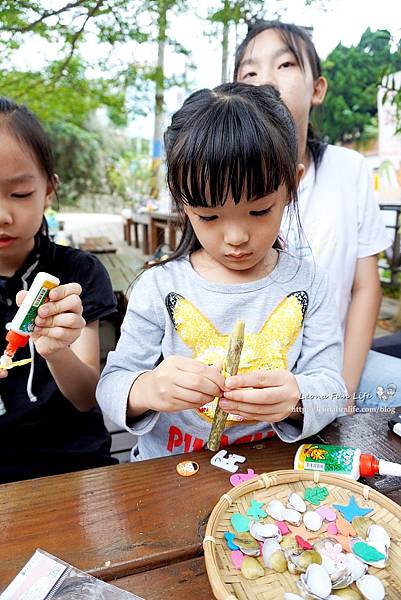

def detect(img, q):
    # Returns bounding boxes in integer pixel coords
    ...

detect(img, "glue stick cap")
[5,330,29,352]
[359,453,380,477]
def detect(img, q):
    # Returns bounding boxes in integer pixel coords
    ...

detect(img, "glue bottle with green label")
[294,443,401,480]
[1,271,60,366]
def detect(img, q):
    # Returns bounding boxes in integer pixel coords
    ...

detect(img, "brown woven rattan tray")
[204,469,401,599]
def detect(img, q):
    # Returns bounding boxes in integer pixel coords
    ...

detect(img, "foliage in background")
[320,28,401,145]
[0,0,190,203]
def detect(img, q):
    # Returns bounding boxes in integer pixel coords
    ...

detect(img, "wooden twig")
[207,319,245,451]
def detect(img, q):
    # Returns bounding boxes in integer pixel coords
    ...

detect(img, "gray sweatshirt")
[97,252,347,460]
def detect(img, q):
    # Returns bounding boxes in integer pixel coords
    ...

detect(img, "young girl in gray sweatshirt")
[97,83,347,461]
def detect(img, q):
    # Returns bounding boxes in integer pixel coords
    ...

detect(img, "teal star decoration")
[333,495,373,522]
[246,499,267,520]
[224,532,239,551]
[304,485,329,506]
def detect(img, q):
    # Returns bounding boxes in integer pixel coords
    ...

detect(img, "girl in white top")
[234,20,399,410]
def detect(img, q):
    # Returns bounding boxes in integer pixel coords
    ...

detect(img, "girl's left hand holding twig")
[16,283,86,360]
[219,369,302,423]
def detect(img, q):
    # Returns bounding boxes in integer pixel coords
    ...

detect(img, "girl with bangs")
[97,82,347,461]
[234,21,400,410]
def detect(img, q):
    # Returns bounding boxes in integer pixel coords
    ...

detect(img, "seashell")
[288,492,307,513]
[298,563,332,599]
[331,590,363,599]
[343,553,368,582]
[283,508,303,525]
[352,516,375,539]
[330,566,354,590]
[233,532,259,550]
[281,536,299,551]
[266,499,285,521]
[285,547,322,575]
[268,549,287,573]
[240,556,264,580]
[356,574,385,600]
[298,550,323,570]
[240,547,260,556]
[262,538,281,568]
[249,521,281,542]
[366,524,390,554]
[349,537,387,568]
[304,510,324,531]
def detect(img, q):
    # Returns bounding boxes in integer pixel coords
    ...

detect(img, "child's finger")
[48,282,82,302]
[173,356,225,390]
[35,313,86,330]
[16,290,27,307]
[225,369,287,390]
[223,386,287,405]
[37,294,83,318]
[174,369,222,400]
[32,325,81,344]
[0,368,8,379]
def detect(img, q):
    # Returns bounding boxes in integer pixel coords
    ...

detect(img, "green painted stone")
[304,485,329,506]
[231,513,251,533]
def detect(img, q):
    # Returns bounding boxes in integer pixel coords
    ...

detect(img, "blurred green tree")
[320,28,401,144]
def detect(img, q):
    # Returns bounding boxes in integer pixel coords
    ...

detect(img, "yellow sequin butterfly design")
[165,291,308,425]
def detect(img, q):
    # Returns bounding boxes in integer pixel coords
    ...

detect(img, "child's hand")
[136,356,225,413]
[16,283,86,360]
[219,369,301,423]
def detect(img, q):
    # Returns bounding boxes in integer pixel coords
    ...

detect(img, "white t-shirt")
[282,144,392,328]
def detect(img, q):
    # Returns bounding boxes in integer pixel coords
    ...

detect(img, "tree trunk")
[220,0,230,83]
[150,0,167,199]
[221,20,229,83]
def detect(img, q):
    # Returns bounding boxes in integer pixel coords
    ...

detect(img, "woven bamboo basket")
[203,469,401,600]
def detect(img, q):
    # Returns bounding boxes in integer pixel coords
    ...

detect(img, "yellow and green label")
[295,444,356,475]
[19,280,56,333]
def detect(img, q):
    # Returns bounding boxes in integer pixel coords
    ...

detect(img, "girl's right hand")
[130,356,225,415]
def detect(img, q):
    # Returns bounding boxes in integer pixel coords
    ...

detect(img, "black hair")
[0,97,57,235]
[161,82,299,263]
[234,20,327,170]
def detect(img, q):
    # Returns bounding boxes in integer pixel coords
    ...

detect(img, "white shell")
[249,521,282,542]
[343,552,368,582]
[239,546,260,556]
[367,524,391,553]
[303,510,323,532]
[265,499,285,521]
[287,492,307,513]
[298,563,332,599]
[262,538,281,568]
[283,508,302,525]
[349,537,387,568]
[356,574,385,600]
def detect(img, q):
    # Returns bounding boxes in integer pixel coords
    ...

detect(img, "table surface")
[2,408,401,597]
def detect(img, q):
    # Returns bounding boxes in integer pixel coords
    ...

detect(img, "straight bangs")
[166,84,298,209]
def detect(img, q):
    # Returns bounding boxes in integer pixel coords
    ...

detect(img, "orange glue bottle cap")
[359,453,380,477]
[360,452,401,477]
[5,330,30,354]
